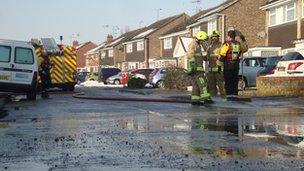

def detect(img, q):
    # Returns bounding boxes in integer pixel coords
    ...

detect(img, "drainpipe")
[297,0,302,40]
[217,14,226,43]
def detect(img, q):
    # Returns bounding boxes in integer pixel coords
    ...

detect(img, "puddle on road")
[0,122,9,128]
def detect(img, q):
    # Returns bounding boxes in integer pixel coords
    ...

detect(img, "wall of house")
[220,0,267,48]
[161,36,179,57]
[113,45,125,68]
[268,21,297,49]
[100,50,115,66]
[77,43,97,68]
[147,15,189,60]
[125,42,145,62]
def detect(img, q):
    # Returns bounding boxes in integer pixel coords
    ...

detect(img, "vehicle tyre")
[26,91,37,101]
[114,79,120,85]
[90,79,95,81]
[238,77,247,91]
[156,80,164,89]
[68,85,75,91]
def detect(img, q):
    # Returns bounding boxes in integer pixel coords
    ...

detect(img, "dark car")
[257,56,282,76]
[100,68,121,84]
[280,52,304,61]
[76,71,89,83]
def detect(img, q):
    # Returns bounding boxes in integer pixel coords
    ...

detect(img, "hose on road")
[72,93,192,104]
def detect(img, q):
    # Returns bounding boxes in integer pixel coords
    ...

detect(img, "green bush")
[127,77,147,89]
[163,67,191,90]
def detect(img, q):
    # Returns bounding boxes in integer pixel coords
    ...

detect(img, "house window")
[137,41,144,51]
[164,38,172,50]
[192,26,201,36]
[285,3,296,22]
[108,49,113,57]
[207,19,217,35]
[126,43,133,53]
[269,9,276,26]
[101,51,106,58]
[269,2,296,27]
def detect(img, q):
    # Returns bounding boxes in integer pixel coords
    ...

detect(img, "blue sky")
[0,0,223,44]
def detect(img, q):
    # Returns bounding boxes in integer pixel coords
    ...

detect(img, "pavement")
[0,86,303,170]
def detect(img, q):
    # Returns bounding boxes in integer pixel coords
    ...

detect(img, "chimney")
[73,40,79,47]
[107,35,113,44]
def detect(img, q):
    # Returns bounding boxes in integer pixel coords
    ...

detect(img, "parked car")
[0,39,38,100]
[149,68,166,88]
[121,69,154,85]
[257,56,282,76]
[76,71,89,83]
[274,52,304,76]
[86,68,121,84]
[238,57,266,90]
[106,72,122,85]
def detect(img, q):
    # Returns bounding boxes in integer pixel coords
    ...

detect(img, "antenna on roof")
[192,0,201,13]
[155,8,162,21]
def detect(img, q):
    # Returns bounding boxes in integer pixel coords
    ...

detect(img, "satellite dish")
[257,31,267,39]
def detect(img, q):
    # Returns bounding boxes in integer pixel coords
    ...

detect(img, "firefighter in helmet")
[39,52,52,99]
[187,31,213,105]
[206,31,226,97]
[219,29,248,101]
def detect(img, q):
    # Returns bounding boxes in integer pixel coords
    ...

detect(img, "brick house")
[122,13,189,70]
[84,43,106,73]
[157,11,210,68]
[260,0,304,55]
[188,0,267,49]
[74,41,97,71]
[98,29,145,69]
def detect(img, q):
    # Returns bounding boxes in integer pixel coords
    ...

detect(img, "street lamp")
[155,8,162,21]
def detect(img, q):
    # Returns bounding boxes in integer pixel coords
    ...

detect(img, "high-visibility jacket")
[220,40,248,61]
[207,41,222,72]
[187,39,207,73]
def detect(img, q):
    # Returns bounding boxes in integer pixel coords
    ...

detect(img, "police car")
[0,39,38,100]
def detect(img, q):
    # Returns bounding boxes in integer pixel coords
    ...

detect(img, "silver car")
[106,72,122,85]
[149,68,166,88]
[238,57,266,90]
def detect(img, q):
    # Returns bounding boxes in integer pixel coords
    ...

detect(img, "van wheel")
[26,91,37,101]
[68,85,75,91]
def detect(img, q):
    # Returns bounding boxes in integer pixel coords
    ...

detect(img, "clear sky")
[0,0,223,45]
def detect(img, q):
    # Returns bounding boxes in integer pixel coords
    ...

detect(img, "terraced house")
[261,0,304,54]
[98,28,145,69]
[122,13,189,70]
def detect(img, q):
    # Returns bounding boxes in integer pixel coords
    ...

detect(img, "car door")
[0,44,13,84]
[11,46,37,85]
[241,58,262,87]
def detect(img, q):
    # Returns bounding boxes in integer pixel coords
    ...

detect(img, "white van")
[0,39,38,100]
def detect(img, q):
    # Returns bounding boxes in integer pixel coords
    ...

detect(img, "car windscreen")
[281,52,304,61]
[0,46,11,62]
[15,47,34,64]
[265,57,281,67]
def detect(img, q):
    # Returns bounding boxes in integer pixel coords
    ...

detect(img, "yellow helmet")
[195,31,208,41]
[210,30,220,38]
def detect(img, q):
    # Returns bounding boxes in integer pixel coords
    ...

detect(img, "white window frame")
[108,49,113,57]
[207,19,217,35]
[269,8,277,26]
[192,26,201,36]
[285,2,296,22]
[163,37,172,50]
[101,51,106,59]
[137,41,144,51]
[126,43,133,53]
[269,2,297,27]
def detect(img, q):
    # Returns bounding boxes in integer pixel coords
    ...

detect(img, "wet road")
[0,93,304,171]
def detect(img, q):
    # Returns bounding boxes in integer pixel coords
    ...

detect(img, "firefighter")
[39,54,52,99]
[219,29,248,101]
[187,31,213,105]
[206,31,225,97]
